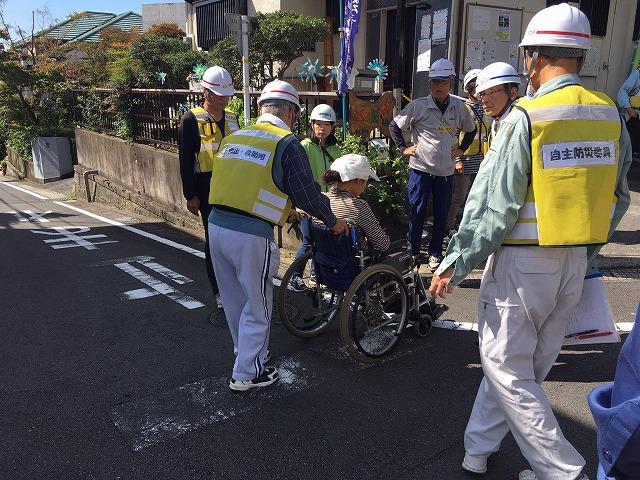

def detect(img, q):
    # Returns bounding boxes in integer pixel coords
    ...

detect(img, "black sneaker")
[229,366,279,392]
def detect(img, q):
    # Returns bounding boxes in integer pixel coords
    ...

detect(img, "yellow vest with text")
[210,123,293,227]
[503,85,620,246]
[461,102,491,156]
[190,107,240,173]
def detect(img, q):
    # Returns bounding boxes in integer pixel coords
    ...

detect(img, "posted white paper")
[416,39,432,72]
[472,8,490,31]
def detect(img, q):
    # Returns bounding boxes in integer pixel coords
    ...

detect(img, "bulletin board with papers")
[411,0,454,99]
[462,4,524,77]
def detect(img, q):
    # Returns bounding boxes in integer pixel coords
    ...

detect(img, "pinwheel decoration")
[324,65,338,86]
[299,58,321,83]
[156,71,167,85]
[367,58,388,81]
[192,63,207,81]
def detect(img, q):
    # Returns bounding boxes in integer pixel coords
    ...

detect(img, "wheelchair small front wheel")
[339,264,409,363]
[410,312,433,337]
[277,252,340,338]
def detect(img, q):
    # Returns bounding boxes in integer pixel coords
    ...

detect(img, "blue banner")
[338,0,362,94]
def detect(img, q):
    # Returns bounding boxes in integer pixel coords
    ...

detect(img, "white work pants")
[464,245,587,480]
[209,224,280,381]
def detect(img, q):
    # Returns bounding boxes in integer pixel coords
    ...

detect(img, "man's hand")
[287,210,301,223]
[451,146,464,159]
[403,145,417,156]
[331,218,349,236]
[626,107,638,119]
[455,160,464,174]
[429,266,454,299]
[186,196,200,215]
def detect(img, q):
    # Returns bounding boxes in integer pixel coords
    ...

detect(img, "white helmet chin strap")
[523,48,539,98]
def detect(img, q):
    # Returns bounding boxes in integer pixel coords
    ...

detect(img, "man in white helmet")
[474,62,521,143]
[208,79,348,392]
[178,66,239,309]
[430,4,632,479]
[389,58,476,272]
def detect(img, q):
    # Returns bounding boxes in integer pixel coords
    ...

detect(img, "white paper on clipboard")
[563,274,620,345]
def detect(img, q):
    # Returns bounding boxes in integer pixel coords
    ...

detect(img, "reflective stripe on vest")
[190,107,239,173]
[210,123,293,226]
[461,103,491,156]
[503,85,620,246]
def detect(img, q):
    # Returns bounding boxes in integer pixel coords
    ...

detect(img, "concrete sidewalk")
[4,160,640,278]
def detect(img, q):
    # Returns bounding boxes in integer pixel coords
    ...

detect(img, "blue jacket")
[589,302,640,479]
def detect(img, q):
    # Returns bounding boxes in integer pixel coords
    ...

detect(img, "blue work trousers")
[407,168,453,256]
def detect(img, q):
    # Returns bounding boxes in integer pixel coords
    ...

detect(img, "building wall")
[142,3,189,32]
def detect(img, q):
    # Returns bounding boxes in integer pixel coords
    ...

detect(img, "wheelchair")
[277,218,447,363]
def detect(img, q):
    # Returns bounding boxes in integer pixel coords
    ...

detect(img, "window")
[546,0,610,37]
[196,0,236,50]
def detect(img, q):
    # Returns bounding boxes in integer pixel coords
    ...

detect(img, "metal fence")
[72,88,347,150]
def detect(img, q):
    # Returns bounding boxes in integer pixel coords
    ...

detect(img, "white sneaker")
[287,274,309,292]
[229,366,279,392]
[428,255,442,272]
[518,470,589,480]
[215,294,223,309]
[462,453,488,474]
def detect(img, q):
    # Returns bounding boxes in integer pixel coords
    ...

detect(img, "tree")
[250,11,328,82]
[147,23,185,38]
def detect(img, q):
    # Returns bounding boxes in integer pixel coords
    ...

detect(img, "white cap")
[475,62,521,94]
[520,3,590,51]
[330,154,380,182]
[201,66,234,97]
[463,69,482,92]
[429,58,456,79]
[310,104,336,122]
[258,79,300,109]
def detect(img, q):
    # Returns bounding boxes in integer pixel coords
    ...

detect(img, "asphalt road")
[1,179,638,480]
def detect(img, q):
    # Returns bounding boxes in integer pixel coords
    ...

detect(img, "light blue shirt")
[617,69,640,118]
[439,73,633,285]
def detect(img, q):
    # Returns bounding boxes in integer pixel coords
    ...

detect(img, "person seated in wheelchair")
[288,154,411,292]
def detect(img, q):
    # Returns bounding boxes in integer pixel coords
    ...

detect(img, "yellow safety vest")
[461,102,491,156]
[190,107,240,173]
[210,123,293,227]
[503,84,620,246]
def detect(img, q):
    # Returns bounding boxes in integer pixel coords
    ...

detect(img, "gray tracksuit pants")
[209,224,280,381]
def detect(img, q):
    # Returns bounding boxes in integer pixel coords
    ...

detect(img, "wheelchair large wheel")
[339,264,409,363]
[277,251,341,338]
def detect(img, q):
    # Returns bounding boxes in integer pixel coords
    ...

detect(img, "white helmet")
[310,104,336,123]
[463,69,482,92]
[475,62,521,94]
[520,3,590,51]
[429,58,456,79]
[201,66,234,97]
[258,79,300,109]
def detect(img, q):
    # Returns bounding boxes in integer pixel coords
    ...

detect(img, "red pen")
[577,332,613,340]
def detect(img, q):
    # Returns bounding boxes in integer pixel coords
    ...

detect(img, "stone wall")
[5,147,34,180]
[73,127,299,248]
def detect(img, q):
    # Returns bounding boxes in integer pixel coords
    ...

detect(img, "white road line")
[433,319,633,333]
[138,258,192,285]
[53,202,206,259]
[115,262,205,310]
[24,210,51,222]
[0,181,49,199]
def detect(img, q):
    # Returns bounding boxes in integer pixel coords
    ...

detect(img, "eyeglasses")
[477,88,506,100]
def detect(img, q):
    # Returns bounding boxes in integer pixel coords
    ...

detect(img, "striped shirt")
[323,187,390,251]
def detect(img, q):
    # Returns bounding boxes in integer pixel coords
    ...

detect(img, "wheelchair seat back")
[378,241,413,275]
[306,218,363,292]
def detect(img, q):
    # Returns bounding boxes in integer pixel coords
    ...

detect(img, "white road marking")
[31,226,118,250]
[23,210,51,222]
[122,288,161,300]
[6,211,28,222]
[137,258,192,285]
[115,262,204,310]
[0,181,49,199]
[53,201,206,259]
